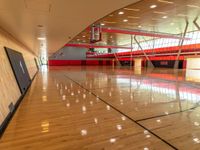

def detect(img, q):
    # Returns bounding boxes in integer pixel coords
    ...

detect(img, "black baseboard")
[0,70,38,138]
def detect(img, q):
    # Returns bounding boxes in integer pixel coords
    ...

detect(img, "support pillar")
[174,20,189,69]
[130,35,133,68]
[134,36,154,68]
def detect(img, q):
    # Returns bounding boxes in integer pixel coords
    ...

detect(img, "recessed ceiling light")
[118,11,124,15]
[153,11,167,15]
[144,147,149,150]
[37,37,46,40]
[101,23,105,26]
[193,138,200,143]
[77,39,80,41]
[82,35,86,38]
[187,5,200,9]
[158,0,174,4]
[150,5,157,9]
[124,8,140,11]
[109,138,116,143]
[123,19,128,22]
[138,25,142,28]
[170,22,174,25]
[162,16,168,19]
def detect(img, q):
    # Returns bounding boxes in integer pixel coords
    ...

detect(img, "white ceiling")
[0,0,140,56]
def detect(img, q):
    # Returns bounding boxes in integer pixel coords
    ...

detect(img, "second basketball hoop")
[90,24,102,43]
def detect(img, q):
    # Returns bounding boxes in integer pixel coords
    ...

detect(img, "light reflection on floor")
[1,66,200,150]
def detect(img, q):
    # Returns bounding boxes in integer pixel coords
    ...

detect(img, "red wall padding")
[86,60,99,65]
[48,60,82,66]
[48,60,114,66]
[183,60,187,69]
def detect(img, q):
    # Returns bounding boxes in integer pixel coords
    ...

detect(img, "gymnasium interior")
[1,0,200,149]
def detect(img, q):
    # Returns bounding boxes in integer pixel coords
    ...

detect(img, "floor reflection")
[1,66,200,150]
[64,66,200,120]
[186,69,200,82]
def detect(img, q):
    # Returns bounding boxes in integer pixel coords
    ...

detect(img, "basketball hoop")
[90,24,102,43]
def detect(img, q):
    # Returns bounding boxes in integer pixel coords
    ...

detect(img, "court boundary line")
[64,74,178,150]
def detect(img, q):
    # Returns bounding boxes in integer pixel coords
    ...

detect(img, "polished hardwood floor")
[0,66,200,150]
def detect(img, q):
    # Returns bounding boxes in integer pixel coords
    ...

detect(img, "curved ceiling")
[0,0,140,56]
[70,0,200,48]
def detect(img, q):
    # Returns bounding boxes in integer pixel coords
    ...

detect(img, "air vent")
[8,102,14,113]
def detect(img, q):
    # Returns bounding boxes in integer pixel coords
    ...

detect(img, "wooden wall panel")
[0,27,37,126]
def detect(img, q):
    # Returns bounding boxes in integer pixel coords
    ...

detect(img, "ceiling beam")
[65,43,131,49]
[101,26,191,40]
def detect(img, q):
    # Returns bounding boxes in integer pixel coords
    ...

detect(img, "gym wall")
[0,27,38,131]
[49,46,87,60]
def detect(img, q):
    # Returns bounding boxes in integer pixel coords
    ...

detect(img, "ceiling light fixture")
[101,23,105,26]
[162,16,168,19]
[153,11,167,15]
[124,8,140,11]
[150,5,157,9]
[186,5,200,9]
[123,19,128,22]
[138,25,142,28]
[158,0,174,4]
[118,11,124,15]
[37,37,46,40]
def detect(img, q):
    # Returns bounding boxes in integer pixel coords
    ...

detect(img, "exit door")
[5,47,31,94]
